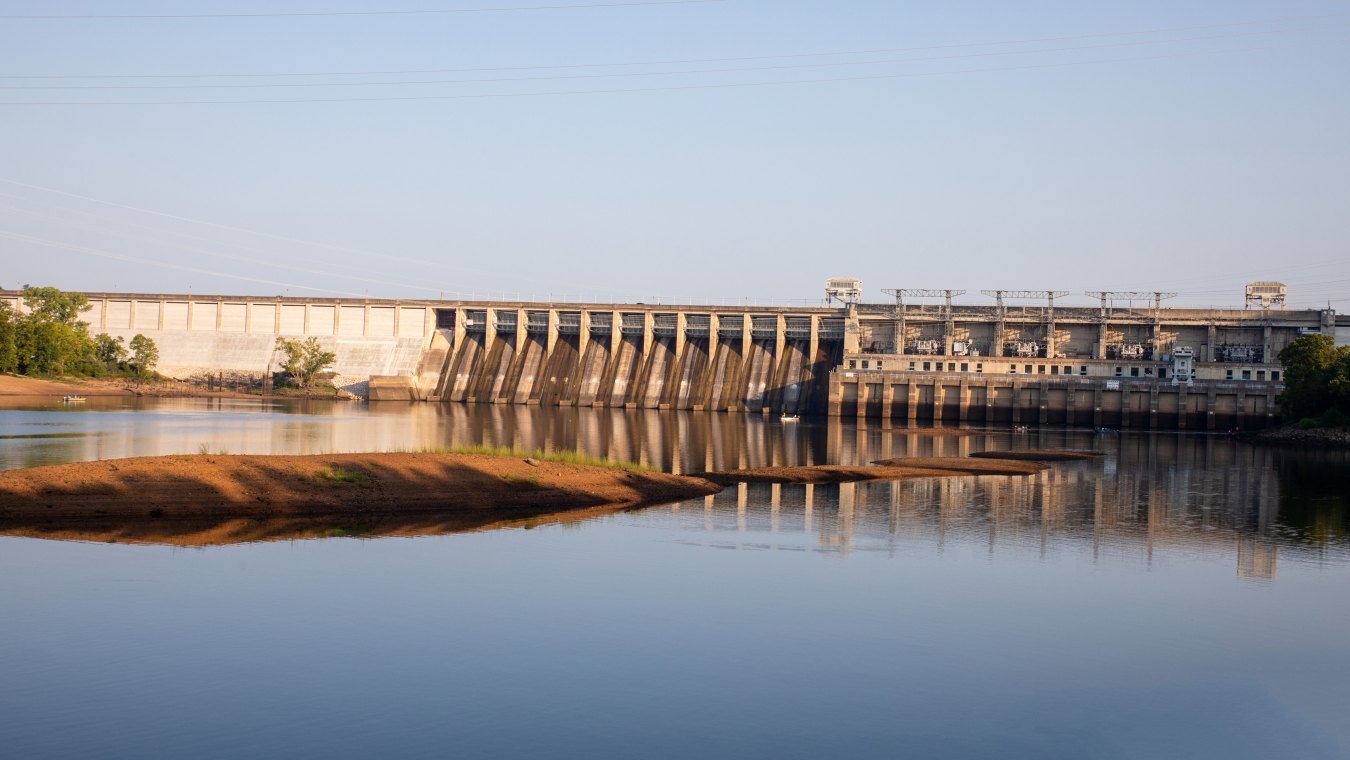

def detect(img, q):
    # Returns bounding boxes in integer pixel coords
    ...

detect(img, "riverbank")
[0,452,721,521]
[1254,424,1350,449]
[0,374,134,397]
[0,374,352,401]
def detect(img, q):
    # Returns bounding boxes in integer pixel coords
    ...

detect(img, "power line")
[2,13,1337,79]
[0,200,447,296]
[0,1,726,21]
[0,43,1306,105]
[0,26,1324,91]
[0,179,605,292]
[0,229,367,297]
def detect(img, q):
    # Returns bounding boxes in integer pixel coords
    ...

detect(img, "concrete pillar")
[675,311,687,360]
[485,306,497,348]
[578,310,590,358]
[907,383,919,423]
[421,306,432,343]
[516,309,527,354]
[808,315,819,366]
[1096,322,1108,359]
[741,315,752,361]
[1045,320,1056,359]
[642,311,653,356]
[1262,325,1273,364]
[1148,387,1160,429]
[882,380,896,421]
[843,305,860,354]
[1207,325,1218,362]
[454,307,467,350]
[1177,388,1188,429]
[1093,388,1103,428]
[827,373,843,416]
[1011,381,1021,424]
[611,310,622,355]
[547,309,559,355]
[775,314,786,360]
[1066,385,1076,427]
[994,318,1006,357]
[1120,384,1132,428]
[708,314,719,366]
[958,378,970,422]
[1039,381,1049,425]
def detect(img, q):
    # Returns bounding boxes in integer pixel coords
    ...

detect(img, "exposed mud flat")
[0,452,721,523]
[702,457,1045,485]
[968,449,1104,461]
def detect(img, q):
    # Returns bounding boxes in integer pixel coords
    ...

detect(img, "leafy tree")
[274,337,336,388]
[94,333,128,366]
[0,286,107,377]
[0,303,18,373]
[129,334,159,378]
[22,285,90,326]
[1278,335,1350,423]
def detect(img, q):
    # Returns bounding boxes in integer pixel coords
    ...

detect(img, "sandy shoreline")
[0,448,1075,546]
[0,452,721,521]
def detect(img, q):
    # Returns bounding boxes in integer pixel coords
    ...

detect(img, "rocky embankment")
[1255,425,1350,448]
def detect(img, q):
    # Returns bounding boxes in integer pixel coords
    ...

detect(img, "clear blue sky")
[1,0,1347,309]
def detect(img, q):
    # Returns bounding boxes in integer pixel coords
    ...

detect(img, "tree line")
[1278,334,1350,427]
[0,286,158,378]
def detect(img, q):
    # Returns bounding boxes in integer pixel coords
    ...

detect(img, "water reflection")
[1,399,1347,570]
[652,461,1328,580]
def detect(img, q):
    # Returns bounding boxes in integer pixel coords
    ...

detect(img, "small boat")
[61,394,86,403]
[781,414,801,422]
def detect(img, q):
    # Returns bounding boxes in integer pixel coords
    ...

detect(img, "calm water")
[2,398,1349,759]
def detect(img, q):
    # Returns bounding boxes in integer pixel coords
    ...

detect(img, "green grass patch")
[314,466,372,486]
[411,445,652,472]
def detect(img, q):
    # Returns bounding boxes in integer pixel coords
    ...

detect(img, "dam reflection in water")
[1,398,1344,574]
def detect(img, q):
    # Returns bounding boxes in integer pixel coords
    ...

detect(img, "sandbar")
[0,452,721,522]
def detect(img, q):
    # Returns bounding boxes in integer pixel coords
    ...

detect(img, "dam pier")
[5,284,1346,431]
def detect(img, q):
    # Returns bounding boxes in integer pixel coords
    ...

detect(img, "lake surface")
[2,398,1349,759]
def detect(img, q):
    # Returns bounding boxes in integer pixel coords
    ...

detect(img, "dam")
[3,285,1346,430]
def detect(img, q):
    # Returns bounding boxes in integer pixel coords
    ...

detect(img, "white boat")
[61,395,86,403]
[781,414,800,422]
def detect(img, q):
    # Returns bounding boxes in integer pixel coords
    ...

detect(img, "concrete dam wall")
[8,288,1346,427]
[425,307,845,413]
[0,292,845,411]
[0,292,438,397]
